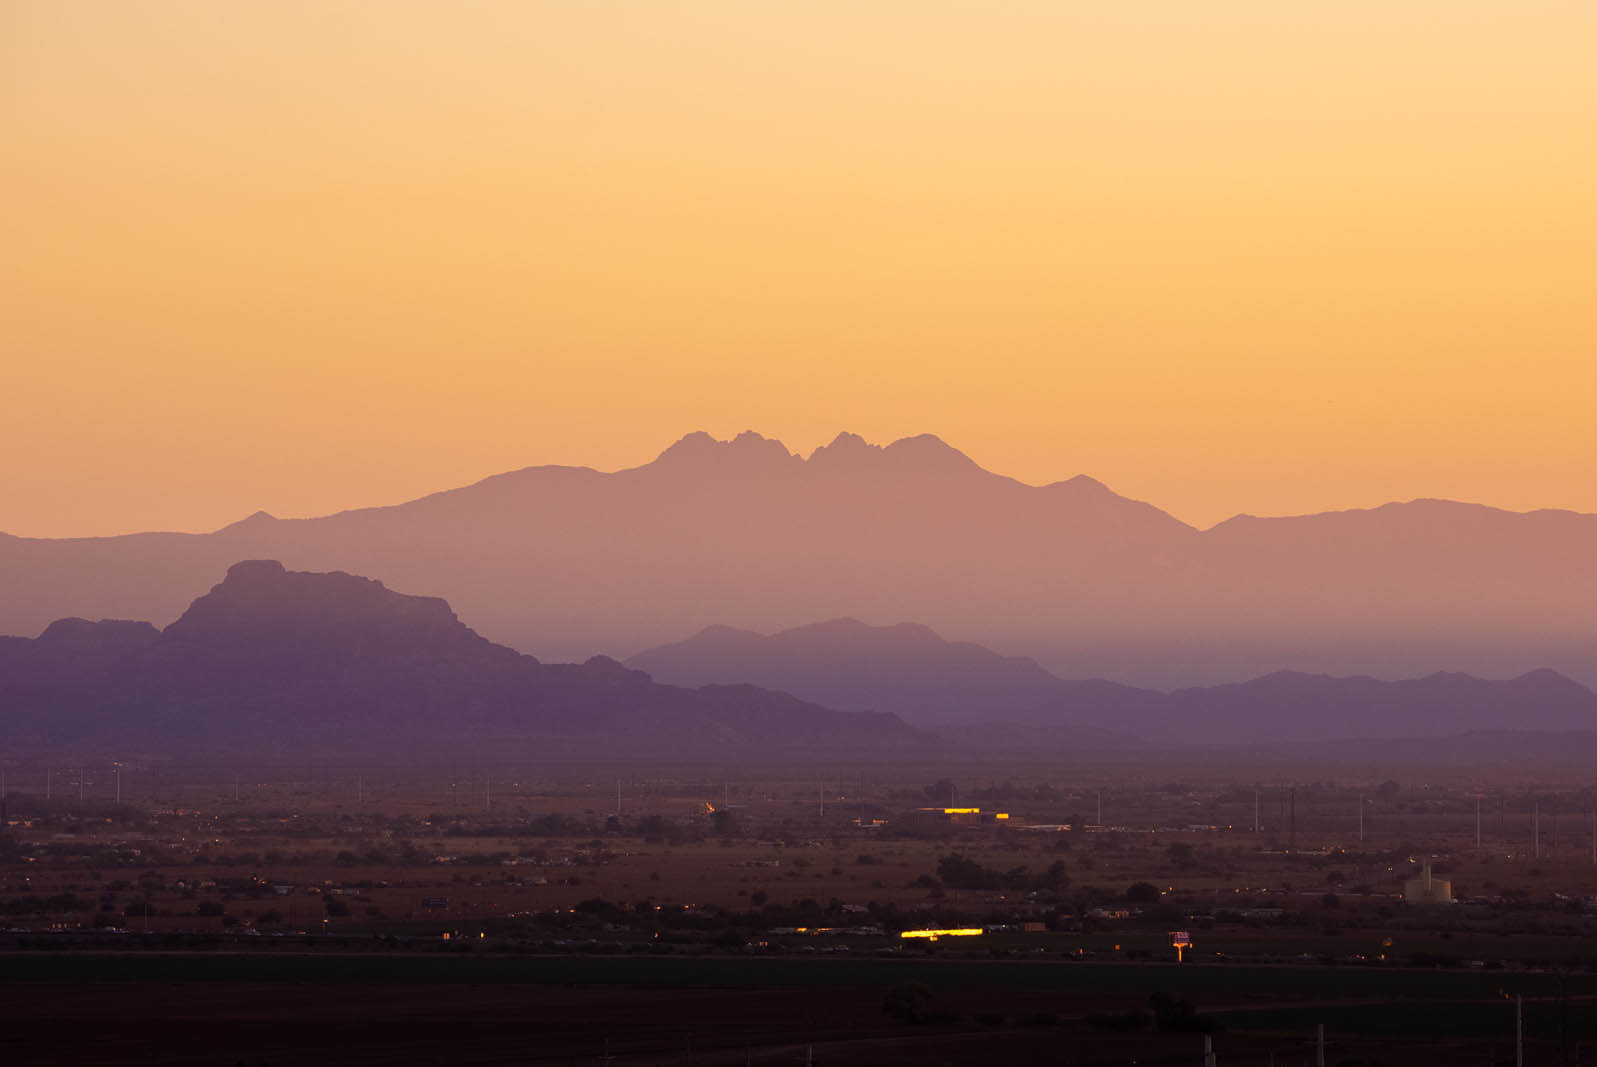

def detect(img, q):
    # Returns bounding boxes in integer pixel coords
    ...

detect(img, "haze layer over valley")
[3,431,1594,689]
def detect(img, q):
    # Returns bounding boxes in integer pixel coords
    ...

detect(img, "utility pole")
[1316,1022,1325,1067]
[1517,993,1524,1067]
[1289,788,1297,852]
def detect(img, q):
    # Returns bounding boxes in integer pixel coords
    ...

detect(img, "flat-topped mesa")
[0,617,162,687]
[35,616,161,651]
[163,559,475,652]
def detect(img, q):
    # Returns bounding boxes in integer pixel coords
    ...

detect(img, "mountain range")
[3,430,1595,689]
[629,618,1597,746]
[0,561,924,760]
[5,566,1596,759]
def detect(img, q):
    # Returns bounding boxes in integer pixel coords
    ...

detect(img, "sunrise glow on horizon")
[5,2,1594,537]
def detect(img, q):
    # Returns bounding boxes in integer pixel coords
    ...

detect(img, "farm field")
[3,953,1595,1065]
[9,757,1597,1062]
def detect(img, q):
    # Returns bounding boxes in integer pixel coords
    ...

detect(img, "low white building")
[1403,861,1453,905]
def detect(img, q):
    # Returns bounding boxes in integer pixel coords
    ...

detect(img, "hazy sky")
[4,2,1594,537]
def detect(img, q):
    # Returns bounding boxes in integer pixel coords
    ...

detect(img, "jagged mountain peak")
[644,429,989,482]
[808,431,980,474]
[653,430,796,467]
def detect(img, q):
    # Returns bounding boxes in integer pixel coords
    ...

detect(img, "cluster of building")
[911,806,1012,828]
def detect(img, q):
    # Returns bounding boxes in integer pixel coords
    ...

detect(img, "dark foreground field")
[6,953,1597,1066]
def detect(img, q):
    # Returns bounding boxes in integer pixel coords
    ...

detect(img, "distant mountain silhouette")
[628,618,1161,735]
[0,562,927,760]
[629,619,1597,745]
[3,430,1596,688]
[1161,667,1597,745]
[0,617,159,690]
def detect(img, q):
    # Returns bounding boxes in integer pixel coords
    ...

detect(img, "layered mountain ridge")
[0,561,927,760]
[3,430,1595,689]
[5,568,1596,758]
[630,619,1597,746]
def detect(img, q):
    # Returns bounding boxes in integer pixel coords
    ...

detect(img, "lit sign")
[1169,930,1192,962]
[900,928,984,940]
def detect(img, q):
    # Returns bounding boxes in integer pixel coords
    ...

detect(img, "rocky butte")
[0,561,926,761]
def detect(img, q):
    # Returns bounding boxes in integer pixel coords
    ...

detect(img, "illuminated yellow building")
[900,928,984,941]
[913,807,1012,828]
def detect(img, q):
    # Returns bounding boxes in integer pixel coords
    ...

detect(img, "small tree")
[1125,882,1161,904]
[936,854,993,890]
[882,983,936,1024]
[1042,860,1070,890]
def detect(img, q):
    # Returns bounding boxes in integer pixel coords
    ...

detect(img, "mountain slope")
[628,618,1163,731]
[0,617,160,693]
[0,561,928,760]
[1163,667,1597,745]
[629,619,1597,745]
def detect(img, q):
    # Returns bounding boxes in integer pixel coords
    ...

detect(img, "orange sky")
[4,2,1594,537]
